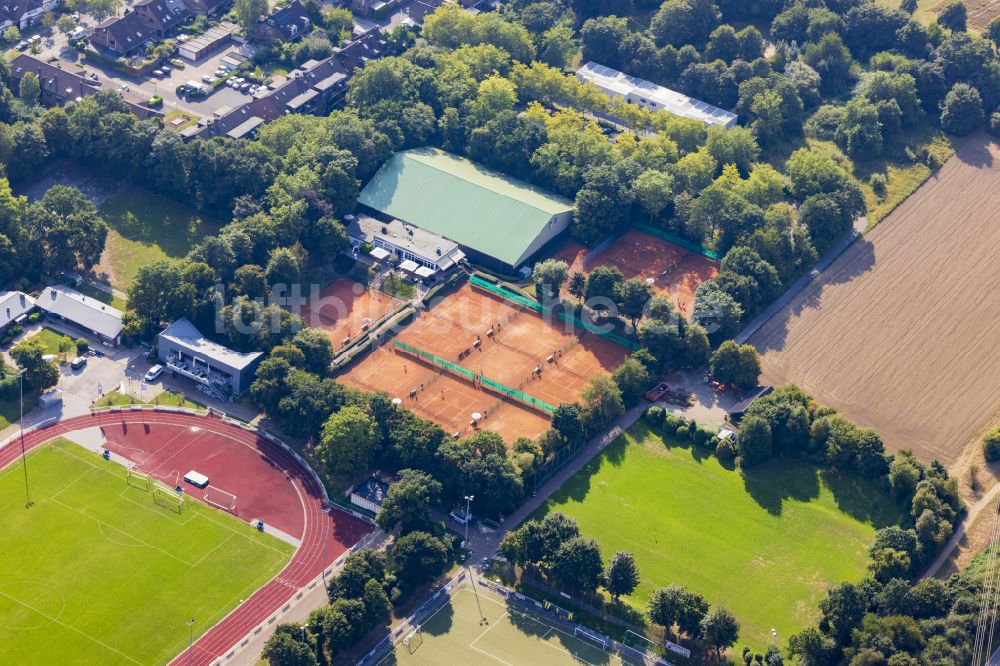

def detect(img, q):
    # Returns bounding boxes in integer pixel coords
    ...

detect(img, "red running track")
[0,410,374,666]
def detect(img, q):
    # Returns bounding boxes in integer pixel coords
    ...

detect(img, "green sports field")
[0,439,293,665]
[534,423,904,650]
[379,584,640,666]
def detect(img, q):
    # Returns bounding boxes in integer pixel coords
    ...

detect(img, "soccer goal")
[401,626,422,654]
[204,486,237,512]
[125,468,151,492]
[574,625,609,651]
[153,486,185,514]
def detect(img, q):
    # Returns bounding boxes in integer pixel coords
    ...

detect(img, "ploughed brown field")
[750,137,1000,467]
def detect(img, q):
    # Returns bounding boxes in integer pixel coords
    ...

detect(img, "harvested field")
[340,282,626,441]
[750,137,1000,467]
[933,0,1000,31]
[296,278,400,349]
[550,228,718,316]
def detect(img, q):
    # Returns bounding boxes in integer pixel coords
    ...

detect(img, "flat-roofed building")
[346,213,465,277]
[37,285,123,346]
[576,61,737,128]
[157,317,263,396]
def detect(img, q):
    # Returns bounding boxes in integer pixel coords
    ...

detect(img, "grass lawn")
[0,390,38,430]
[382,274,417,300]
[94,389,203,409]
[163,110,200,132]
[533,422,903,650]
[379,585,641,665]
[765,125,954,232]
[74,282,127,311]
[98,189,224,290]
[0,438,293,665]
[32,327,78,359]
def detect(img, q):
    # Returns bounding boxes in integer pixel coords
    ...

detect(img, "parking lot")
[29,23,256,121]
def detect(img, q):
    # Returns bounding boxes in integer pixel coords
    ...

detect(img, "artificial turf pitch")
[379,585,640,666]
[0,439,294,665]
[534,422,904,650]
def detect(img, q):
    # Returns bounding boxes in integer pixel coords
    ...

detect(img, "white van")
[144,365,163,382]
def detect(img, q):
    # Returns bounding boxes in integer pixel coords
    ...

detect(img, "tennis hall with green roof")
[357,148,574,274]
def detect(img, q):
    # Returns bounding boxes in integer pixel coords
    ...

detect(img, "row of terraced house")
[180,26,390,140]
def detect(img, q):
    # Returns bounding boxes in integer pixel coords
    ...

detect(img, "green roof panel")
[358,148,573,266]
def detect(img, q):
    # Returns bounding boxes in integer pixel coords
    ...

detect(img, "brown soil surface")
[751,137,1000,467]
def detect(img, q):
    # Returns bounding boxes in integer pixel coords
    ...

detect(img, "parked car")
[239,82,251,91]
[144,365,164,382]
[16,40,28,51]
[201,74,214,83]
[161,64,171,72]
[169,58,185,68]
[70,357,87,370]
[152,69,164,77]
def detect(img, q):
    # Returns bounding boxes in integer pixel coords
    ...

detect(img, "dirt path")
[925,481,1000,578]
[750,135,1000,466]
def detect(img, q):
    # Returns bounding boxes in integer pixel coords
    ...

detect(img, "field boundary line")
[0,590,144,665]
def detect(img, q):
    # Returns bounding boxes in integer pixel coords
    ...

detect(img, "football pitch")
[534,422,904,650]
[0,439,294,665]
[379,584,642,666]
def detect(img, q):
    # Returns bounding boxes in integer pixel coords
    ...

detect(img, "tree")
[290,328,333,375]
[390,530,448,586]
[938,1,967,32]
[262,631,317,666]
[701,606,739,657]
[902,0,918,13]
[235,0,268,34]
[983,426,1000,461]
[616,278,653,328]
[649,0,720,48]
[819,582,868,647]
[318,406,378,476]
[533,258,569,301]
[940,83,983,136]
[693,283,743,341]
[582,374,624,429]
[705,126,760,175]
[551,536,604,592]
[648,585,708,641]
[10,337,59,389]
[787,627,835,665]
[633,170,674,222]
[266,246,303,287]
[567,272,587,304]
[2,26,19,45]
[604,551,640,599]
[26,185,107,274]
[376,469,442,534]
[552,402,586,445]
[710,341,761,390]
[84,0,122,22]
[869,547,912,583]
[802,33,854,96]
[988,17,1000,49]
[612,357,651,407]
[56,14,76,34]
[18,72,39,105]
[737,415,772,467]
[583,265,624,307]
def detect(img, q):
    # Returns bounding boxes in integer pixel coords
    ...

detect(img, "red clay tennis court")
[340,283,625,441]
[297,278,400,349]
[550,228,718,316]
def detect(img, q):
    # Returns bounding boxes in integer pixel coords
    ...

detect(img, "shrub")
[984,426,1000,461]
[0,375,18,401]
[870,173,888,197]
[663,414,684,432]
[644,406,664,425]
[27,312,40,324]
[675,424,690,440]
[76,338,89,354]
[717,440,735,461]
[990,111,1000,136]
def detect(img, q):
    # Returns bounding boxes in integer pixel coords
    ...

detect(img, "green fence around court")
[393,340,556,415]
[469,274,543,312]
[633,222,720,261]
[469,275,640,351]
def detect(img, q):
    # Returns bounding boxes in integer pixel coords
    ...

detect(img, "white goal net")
[203,485,237,512]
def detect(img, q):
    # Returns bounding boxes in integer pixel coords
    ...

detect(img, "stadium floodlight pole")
[463,495,473,549]
[463,495,486,624]
[301,623,309,643]
[18,368,30,508]
[187,618,195,666]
